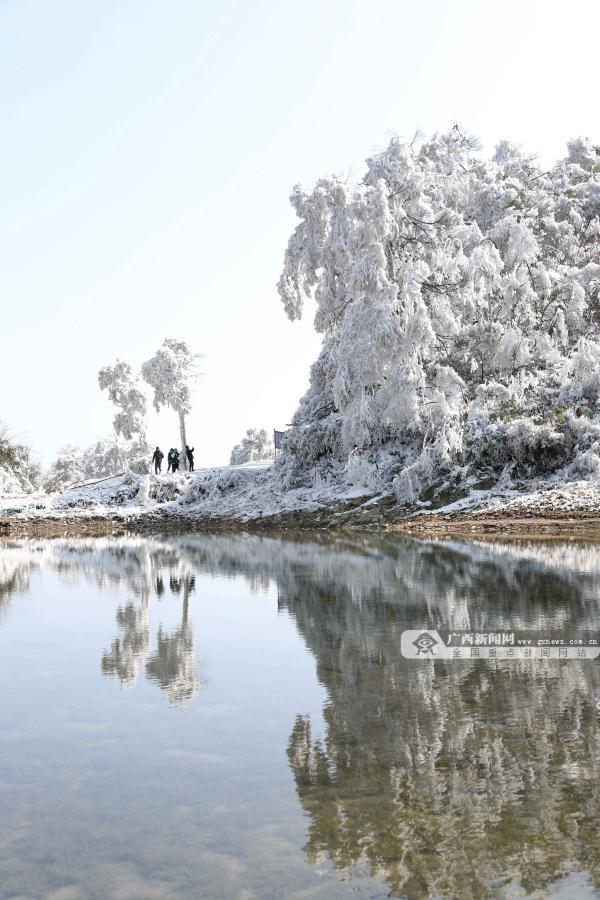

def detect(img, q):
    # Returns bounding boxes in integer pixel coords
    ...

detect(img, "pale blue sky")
[1,0,597,467]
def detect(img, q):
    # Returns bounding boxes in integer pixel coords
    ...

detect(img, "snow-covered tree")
[98,360,148,443]
[42,445,87,492]
[141,339,197,471]
[43,438,148,493]
[229,428,275,465]
[0,422,39,495]
[278,128,600,500]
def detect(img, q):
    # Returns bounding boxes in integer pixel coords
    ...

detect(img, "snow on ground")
[3,459,600,526]
[0,460,371,524]
[0,465,35,496]
[411,478,600,520]
[465,480,600,517]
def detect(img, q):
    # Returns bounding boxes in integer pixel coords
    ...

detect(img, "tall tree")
[141,339,197,470]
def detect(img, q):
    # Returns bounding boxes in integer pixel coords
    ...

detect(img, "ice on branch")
[43,438,149,492]
[141,339,198,470]
[276,128,600,501]
[0,422,39,495]
[229,428,275,465]
[98,360,148,443]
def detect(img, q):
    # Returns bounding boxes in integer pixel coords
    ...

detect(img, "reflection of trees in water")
[281,576,600,898]
[100,571,199,705]
[157,532,600,634]
[145,584,200,705]
[63,543,201,705]
[3,531,600,891]
[100,571,200,705]
[0,538,202,706]
[101,597,150,685]
[4,532,600,629]
[0,548,35,623]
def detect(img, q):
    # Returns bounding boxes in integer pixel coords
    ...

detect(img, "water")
[1,532,600,899]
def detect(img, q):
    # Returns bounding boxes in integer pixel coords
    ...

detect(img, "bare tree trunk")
[179,410,188,471]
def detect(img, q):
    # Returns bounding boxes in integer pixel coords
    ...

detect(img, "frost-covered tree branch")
[98,360,148,443]
[141,339,199,470]
[0,421,40,494]
[229,428,275,465]
[277,129,600,501]
[43,438,149,493]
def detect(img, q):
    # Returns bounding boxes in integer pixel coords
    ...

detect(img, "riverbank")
[3,469,600,538]
[4,490,600,539]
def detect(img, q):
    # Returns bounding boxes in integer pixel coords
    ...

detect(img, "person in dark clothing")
[152,447,164,474]
[172,449,180,473]
[167,449,175,473]
[186,445,195,472]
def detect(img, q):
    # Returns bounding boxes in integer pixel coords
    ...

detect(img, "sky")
[1,0,598,469]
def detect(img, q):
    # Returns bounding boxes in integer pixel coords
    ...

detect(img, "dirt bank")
[388,511,600,538]
[0,516,132,538]
[3,493,600,539]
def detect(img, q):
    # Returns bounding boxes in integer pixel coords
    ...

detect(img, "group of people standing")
[152,445,195,475]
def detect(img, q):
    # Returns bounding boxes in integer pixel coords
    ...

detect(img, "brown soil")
[387,513,600,538]
[3,493,600,539]
[0,516,129,538]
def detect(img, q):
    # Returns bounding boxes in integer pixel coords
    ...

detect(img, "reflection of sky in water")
[0,534,599,898]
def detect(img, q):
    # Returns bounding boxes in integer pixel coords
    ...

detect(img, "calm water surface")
[1,532,600,899]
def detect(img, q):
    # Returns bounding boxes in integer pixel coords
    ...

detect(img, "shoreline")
[3,506,600,540]
[6,469,600,540]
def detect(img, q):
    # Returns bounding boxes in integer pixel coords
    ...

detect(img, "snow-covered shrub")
[128,455,150,476]
[42,446,87,492]
[44,438,149,493]
[464,417,571,475]
[311,467,331,490]
[0,424,39,495]
[229,428,275,465]
[566,445,600,479]
[149,476,188,504]
[346,451,379,491]
[393,452,435,505]
[278,128,600,499]
[137,475,151,506]
[102,472,142,505]
[179,468,248,506]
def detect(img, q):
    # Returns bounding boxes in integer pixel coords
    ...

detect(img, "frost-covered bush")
[179,469,247,506]
[42,445,86,492]
[44,438,149,493]
[278,128,600,499]
[55,471,146,508]
[464,417,571,475]
[345,450,379,491]
[566,445,600,479]
[229,428,274,465]
[393,452,436,505]
[0,424,39,495]
[148,476,188,504]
